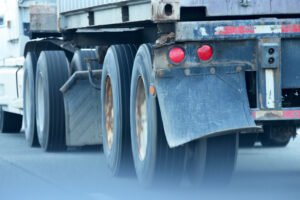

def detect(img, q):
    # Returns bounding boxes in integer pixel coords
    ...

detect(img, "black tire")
[23,52,40,147]
[0,107,22,133]
[239,133,257,148]
[69,49,99,75]
[35,51,69,151]
[101,44,137,176]
[260,126,291,147]
[187,134,238,187]
[130,44,186,187]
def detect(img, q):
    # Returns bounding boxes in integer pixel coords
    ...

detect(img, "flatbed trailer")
[1,0,300,186]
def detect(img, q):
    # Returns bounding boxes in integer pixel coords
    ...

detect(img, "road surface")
[0,133,299,200]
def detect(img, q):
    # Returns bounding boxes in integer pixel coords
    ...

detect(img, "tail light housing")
[169,47,185,64]
[197,45,213,61]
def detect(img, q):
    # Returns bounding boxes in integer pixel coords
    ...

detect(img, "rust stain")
[156,32,175,46]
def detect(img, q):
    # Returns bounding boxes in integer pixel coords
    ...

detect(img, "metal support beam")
[257,38,282,109]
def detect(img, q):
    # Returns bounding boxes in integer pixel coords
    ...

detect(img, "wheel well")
[24,39,76,62]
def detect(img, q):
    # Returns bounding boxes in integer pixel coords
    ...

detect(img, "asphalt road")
[0,133,300,200]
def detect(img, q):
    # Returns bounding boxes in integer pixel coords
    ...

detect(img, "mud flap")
[60,71,102,146]
[155,68,258,148]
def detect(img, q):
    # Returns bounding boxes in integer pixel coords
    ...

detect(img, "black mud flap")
[155,68,258,148]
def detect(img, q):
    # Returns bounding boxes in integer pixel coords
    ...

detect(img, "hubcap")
[136,77,148,161]
[105,76,114,150]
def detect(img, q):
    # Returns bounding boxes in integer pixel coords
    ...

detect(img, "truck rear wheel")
[35,51,69,151]
[23,52,40,147]
[0,107,22,133]
[187,134,238,187]
[260,126,292,147]
[130,44,186,187]
[101,45,137,175]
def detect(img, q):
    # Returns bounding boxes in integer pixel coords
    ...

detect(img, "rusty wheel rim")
[105,76,114,150]
[136,77,148,161]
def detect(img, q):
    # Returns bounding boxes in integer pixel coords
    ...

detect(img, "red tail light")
[197,45,213,61]
[169,47,185,64]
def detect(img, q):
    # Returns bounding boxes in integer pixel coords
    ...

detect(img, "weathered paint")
[30,5,57,32]
[281,39,300,89]
[57,0,300,19]
[176,19,300,41]
[151,0,180,22]
[257,38,282,110]
[265,69,275,109]
[58,0,128,13]
[215,24,300,36]
[252,110,300,120]
[215,26,254,35]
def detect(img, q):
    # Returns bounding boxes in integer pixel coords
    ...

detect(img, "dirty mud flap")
[155,67,258,148]
[60,71,102,146]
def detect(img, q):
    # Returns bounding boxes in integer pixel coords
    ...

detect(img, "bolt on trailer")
[7,0,299,186]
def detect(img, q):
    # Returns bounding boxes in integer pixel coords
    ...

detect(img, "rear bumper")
[252,109,300,121]
[175,18,300,42]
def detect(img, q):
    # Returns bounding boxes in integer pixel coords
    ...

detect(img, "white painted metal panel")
[94,8,122,25]
[0,57,24,114]
[265,69,275,109]
[65,13,89,29]
[0,67,19,106]
[58,0,130,13]
[58,0,153,29]
[129,3,151,22]
[58,0,300,16]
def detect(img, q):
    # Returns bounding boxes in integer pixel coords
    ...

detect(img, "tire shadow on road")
[65,145,103,153]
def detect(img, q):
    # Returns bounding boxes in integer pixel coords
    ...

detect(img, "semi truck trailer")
[1,0,300,186]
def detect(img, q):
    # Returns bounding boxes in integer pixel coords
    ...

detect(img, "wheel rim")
[136,77,148,161]
[105,76,114,150]
[24,73,31,140]
[36,72,45,141]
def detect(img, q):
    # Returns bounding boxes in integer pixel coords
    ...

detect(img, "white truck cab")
[0,0,34,132]
[0,57,24,115]
[0,0,60,134]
